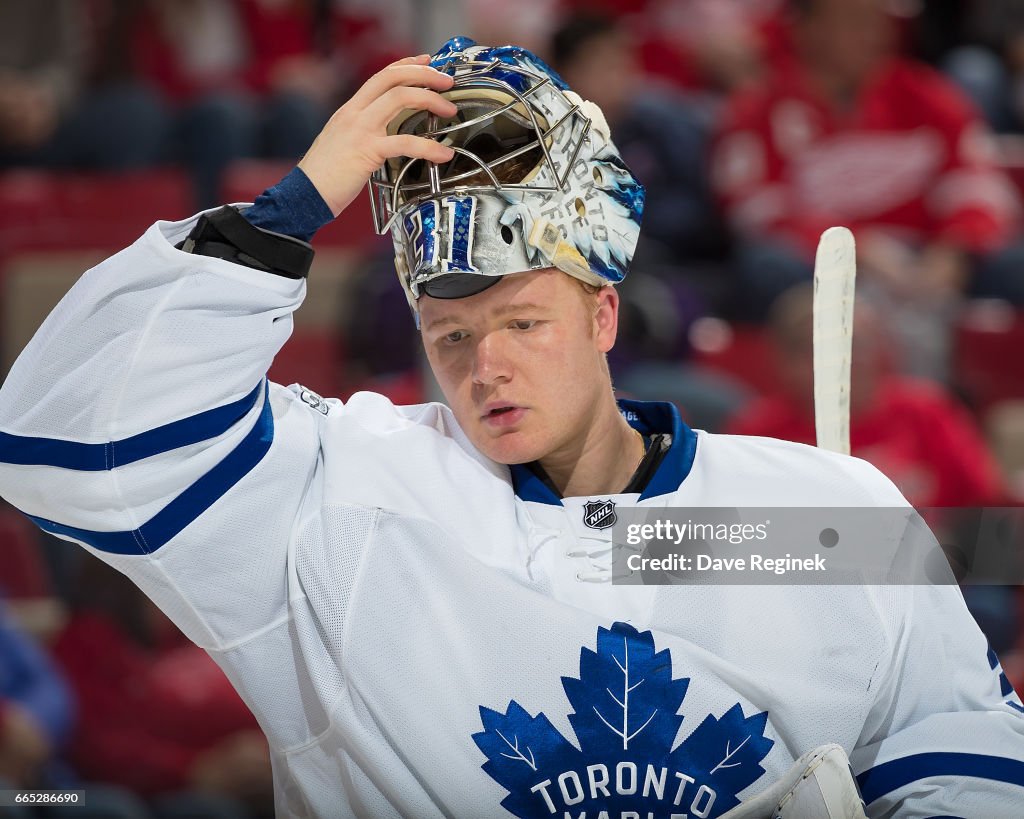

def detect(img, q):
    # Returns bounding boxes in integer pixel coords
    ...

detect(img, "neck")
[538,392,644,498]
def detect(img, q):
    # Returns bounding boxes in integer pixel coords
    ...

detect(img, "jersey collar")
[509,399,697,505]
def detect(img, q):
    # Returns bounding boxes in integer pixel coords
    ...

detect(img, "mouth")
[481,404,527,427]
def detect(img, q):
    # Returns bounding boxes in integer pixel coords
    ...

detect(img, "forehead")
[418,269,576,329]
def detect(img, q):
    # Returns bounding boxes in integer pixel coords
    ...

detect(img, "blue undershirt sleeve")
[242,167,335,243]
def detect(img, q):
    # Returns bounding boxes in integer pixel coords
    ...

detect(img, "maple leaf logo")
[472,622,773,818]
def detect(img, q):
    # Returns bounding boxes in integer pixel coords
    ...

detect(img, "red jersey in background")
[712,58,1020,256]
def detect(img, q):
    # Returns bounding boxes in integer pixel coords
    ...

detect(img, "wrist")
[244,166,335,242]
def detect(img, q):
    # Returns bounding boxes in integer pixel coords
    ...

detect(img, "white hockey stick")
[813,227,857,455]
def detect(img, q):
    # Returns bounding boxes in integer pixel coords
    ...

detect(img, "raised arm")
[0,56,456,653]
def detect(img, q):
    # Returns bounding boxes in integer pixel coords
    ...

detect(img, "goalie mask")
[369,36,645,311]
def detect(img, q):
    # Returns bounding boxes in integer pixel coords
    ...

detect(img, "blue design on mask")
[472,622,774,817]
[606,178,646,224]
[402,200,439,275]
[431,37,569,94]
[586,251,622,284]
[443,195,478,273]
[473,45,569,92]
[431,35,478,67]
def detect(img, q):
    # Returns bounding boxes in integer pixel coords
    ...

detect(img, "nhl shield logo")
[582,499,617,530]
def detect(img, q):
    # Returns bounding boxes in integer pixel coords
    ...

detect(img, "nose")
[471,330,512,386]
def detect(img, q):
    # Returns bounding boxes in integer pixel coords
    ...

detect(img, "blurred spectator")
[131,0,344,207]
[1,0,412,206]
[0,592,151,819]
[0,601,71,791]
[464,0,559,55]
[551,13,727,265]
[641,0,789,95]
[726,284,1009,509]
[0,0,165,171]
[52,558,273,818]
[561,0,788,96]
[546,12,756,429]
[711,0,1024,359]
[927,1,1024,134]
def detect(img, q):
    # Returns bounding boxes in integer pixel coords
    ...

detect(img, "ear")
[593,285,619,353]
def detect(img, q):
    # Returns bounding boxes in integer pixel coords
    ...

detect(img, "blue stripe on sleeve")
[24,381,274,555]
[857,752,1024,805]
[0,382,263,470]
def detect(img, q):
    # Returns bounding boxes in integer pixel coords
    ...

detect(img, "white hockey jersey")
[1,212,1023,818]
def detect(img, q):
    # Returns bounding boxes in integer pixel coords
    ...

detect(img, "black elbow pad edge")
[179,206,314,280]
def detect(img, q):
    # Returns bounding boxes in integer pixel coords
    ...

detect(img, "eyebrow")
[424,302,550,332]
[495,302,548,317]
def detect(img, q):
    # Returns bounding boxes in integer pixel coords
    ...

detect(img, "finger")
[349,63,454,110]
[387,54,432,69]
[364,86,457,130]
[380,134,456,164]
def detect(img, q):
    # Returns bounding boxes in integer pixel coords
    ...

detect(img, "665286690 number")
[1,790,84,806]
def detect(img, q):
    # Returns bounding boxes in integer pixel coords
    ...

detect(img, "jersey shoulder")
[306,388,510,512]
[290,386,464,442]
[692,430,909,506]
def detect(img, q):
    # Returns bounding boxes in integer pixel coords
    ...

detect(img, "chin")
[472,428,548,466]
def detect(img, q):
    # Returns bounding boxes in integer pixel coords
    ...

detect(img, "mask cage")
[368,56,591,235]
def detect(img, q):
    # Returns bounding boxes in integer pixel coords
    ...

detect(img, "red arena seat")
[0,169,192,258]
